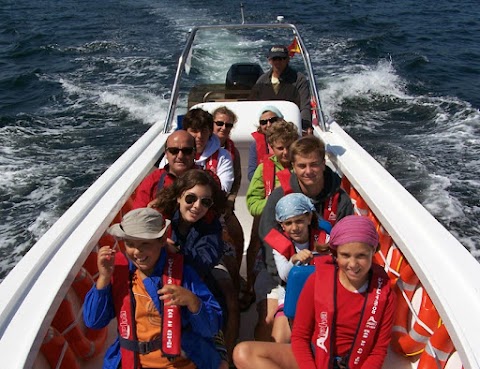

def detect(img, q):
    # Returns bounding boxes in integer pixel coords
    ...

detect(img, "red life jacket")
[282,228,329,261]
[224,138,236,162]
[313,261,390,369]
[156,164,206,190]
[111,251,183,368]
[278,169,340,228]
[205,151,219,173]
[262,157,292,197]
[154,164,205,198]
[251,131,270,165]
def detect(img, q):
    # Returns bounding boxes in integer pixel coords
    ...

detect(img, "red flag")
[311,97,319,126]
[287,38,301,57]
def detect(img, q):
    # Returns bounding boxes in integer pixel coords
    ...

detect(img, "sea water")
[1,0,479,279]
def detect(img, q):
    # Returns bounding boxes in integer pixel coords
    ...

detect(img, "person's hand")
[291,249,313,265]
[147,198,160,208]
[158,285,201,313]
[314,241,331,255]
[166,238,181,253]
[225,198,235,214]
[96,245,116,289]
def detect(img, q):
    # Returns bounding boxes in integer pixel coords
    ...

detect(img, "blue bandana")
[275,193,315,222]
[258,105,284,120]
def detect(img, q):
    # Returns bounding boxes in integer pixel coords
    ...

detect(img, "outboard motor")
[225,63,263,98]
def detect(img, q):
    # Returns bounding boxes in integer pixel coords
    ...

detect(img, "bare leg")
[271,315,291,343]
[254,297,278,341]
[233,341,298,369]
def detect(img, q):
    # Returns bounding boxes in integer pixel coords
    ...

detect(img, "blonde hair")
[289,136,325,163]
[266,120,299,146]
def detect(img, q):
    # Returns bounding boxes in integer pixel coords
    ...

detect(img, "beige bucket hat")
[108,208,171,240]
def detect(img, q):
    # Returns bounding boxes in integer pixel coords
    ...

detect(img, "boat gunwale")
[0,126,171,368]
[319,122,480,369]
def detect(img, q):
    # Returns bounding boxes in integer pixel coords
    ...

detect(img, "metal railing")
[162,23,327,133]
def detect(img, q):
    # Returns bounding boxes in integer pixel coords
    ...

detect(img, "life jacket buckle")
[137,340,155,354]
[124,337,161,354]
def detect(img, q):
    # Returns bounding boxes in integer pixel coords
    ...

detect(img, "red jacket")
[132,168,176,209]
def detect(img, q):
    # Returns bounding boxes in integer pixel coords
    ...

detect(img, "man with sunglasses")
[132,130,199,208]
[249,45,312,133]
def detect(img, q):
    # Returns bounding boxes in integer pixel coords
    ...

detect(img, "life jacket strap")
[119,336,162,355]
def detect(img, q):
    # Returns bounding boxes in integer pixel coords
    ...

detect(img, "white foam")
[423,174,465,220]
[98,90,169,126]
[321,59,407,118]
[27,209,60,242]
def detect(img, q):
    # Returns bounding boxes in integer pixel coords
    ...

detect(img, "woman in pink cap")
[233,215,396,369]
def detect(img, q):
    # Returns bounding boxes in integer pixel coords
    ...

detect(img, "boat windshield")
[163,24,325,132]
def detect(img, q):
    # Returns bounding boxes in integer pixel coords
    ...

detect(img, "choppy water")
[1,0,479,279]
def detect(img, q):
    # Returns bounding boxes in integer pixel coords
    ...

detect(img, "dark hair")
[155,169,226,217]
[289,136,325,163]
[182,108,214,132]
[212,106,237,124]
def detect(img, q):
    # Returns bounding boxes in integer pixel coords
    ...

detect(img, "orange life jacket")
[111,251,183,368]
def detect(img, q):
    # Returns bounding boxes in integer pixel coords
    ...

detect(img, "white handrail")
[0,121,170,368]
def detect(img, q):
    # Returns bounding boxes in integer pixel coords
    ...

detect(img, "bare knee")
[233,341,254,369]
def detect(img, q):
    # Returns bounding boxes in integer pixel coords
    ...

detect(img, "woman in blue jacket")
[154,169,237,367]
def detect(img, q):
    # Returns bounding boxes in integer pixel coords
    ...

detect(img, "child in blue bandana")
[271,193,331,343]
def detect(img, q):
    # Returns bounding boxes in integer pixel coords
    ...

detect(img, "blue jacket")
[247,141,259,181]
[170,209,224,278]
[83,248,223,369]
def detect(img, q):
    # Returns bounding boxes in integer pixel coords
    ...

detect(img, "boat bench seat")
[192,100,302,143]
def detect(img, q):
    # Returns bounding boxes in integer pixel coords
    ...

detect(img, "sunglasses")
[214,121,234,129]
[271,57,287,61]
[184,193,214,208]
[166,147,195,155]
[259,116,279,126]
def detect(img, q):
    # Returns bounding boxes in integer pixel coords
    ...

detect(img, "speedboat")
[1,23,479,369]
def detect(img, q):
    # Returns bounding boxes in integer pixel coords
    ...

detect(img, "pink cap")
[329,215,378,250]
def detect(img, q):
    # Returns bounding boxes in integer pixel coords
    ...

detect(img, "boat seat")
[192,100,302,143]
